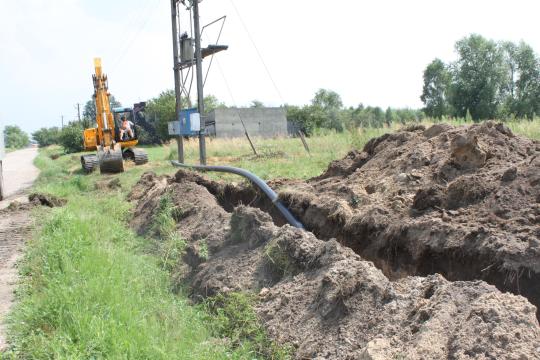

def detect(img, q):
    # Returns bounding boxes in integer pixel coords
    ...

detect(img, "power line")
[109,0,154,67]
[213,56,257,155]
[228,0,285,104]
[111,0,162,71]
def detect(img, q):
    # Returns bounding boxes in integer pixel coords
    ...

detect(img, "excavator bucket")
[97,143,124,174]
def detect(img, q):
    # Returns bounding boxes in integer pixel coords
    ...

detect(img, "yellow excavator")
[80,58,148,173]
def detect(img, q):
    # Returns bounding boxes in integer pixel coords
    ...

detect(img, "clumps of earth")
[94,177,122,191]
[130,121,540,359]
[4,193,66,212]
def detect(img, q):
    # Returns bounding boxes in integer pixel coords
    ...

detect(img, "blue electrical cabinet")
[179,108,201,136]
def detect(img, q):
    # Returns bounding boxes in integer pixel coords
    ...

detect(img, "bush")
[59,122,84,153]
[32,127,61,147]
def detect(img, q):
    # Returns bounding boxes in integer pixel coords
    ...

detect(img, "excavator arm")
[80,58,147,174]
[81,58,124,173]
[93,58,116,148]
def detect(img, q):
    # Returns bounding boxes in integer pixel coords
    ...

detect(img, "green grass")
[202,293,293,359]
[163,118,540,181]
[163,127,390,181]
[3,149,263,359]
[506,119,540,140]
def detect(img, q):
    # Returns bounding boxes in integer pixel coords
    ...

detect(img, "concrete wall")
[208,108,287,138]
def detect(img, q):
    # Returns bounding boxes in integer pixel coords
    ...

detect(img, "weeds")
[202,292,293,359]
[151,192,187,272]
[151,192,179,237]
[263,239,299,279]
[198,239,209,261]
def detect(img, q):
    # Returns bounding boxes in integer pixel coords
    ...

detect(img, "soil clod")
[28,193,67,207]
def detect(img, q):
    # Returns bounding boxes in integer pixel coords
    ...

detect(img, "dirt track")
[0,210,32,350]
[129,122,540,359]
[0,148,38,350]
[1,148,39,202]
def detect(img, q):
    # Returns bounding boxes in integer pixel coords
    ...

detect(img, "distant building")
[205,107,287,138]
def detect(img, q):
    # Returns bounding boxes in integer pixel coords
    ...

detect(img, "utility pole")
[192,0,206,165]
[170,0,184,163]
[76,103,81,123]
[61,115,64,128]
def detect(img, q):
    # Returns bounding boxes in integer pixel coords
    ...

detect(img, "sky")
[1,0,540,135]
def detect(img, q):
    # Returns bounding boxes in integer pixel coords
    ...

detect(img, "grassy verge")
[3,149,271,359]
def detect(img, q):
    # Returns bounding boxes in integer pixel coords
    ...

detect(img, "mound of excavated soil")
[275,121,540,321]
[130,147,540,358]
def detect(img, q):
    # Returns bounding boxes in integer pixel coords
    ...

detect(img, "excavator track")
[132,148,148,165]
[98,144,124,174]
[123,148,148,165]
[81,154,98,173]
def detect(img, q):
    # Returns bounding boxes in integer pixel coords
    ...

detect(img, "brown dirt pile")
[277,121,540,319]
[3,193,66,212]
[129,163,540,358]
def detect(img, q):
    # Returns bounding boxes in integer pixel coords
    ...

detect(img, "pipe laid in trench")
[171,160,304,229]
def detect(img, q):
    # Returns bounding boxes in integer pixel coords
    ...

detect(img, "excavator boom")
[93,58,116,148]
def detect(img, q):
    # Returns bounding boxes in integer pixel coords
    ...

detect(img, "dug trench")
[129,121,540,358]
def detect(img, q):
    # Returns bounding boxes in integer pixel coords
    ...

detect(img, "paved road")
[0,147,39,351]
[2,148,39,200]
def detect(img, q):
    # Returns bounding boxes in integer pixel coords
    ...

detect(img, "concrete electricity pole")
[192,0,206,165]
[170,0,184,163]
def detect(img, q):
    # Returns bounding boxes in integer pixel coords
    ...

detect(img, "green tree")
[450,34,507,120]
[32,127,61,147]
[285,105,315,134]
[58,122,84,153]
[250,100,264,108]
[312,89,343,111]
[421,58,451,118]
[203,94,226,112]
[511,42,540,119]
[145,90,176,140]
[385,107,394,126]
[82,95,122,127]
[311,89,344,131]
[4,125,29,149]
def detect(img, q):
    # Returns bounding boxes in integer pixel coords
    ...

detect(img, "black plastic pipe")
[171,160,304,229]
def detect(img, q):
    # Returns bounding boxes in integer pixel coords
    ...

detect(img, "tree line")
[421,34,540,120]
[22,33,540,151]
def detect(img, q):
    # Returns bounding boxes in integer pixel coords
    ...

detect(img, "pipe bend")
[171,160,304,229]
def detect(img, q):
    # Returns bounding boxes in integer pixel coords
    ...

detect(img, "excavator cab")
[112,107,139,143]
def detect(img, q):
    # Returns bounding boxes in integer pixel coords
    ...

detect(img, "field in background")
[31,119,540,187]
[156,118,540,181]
